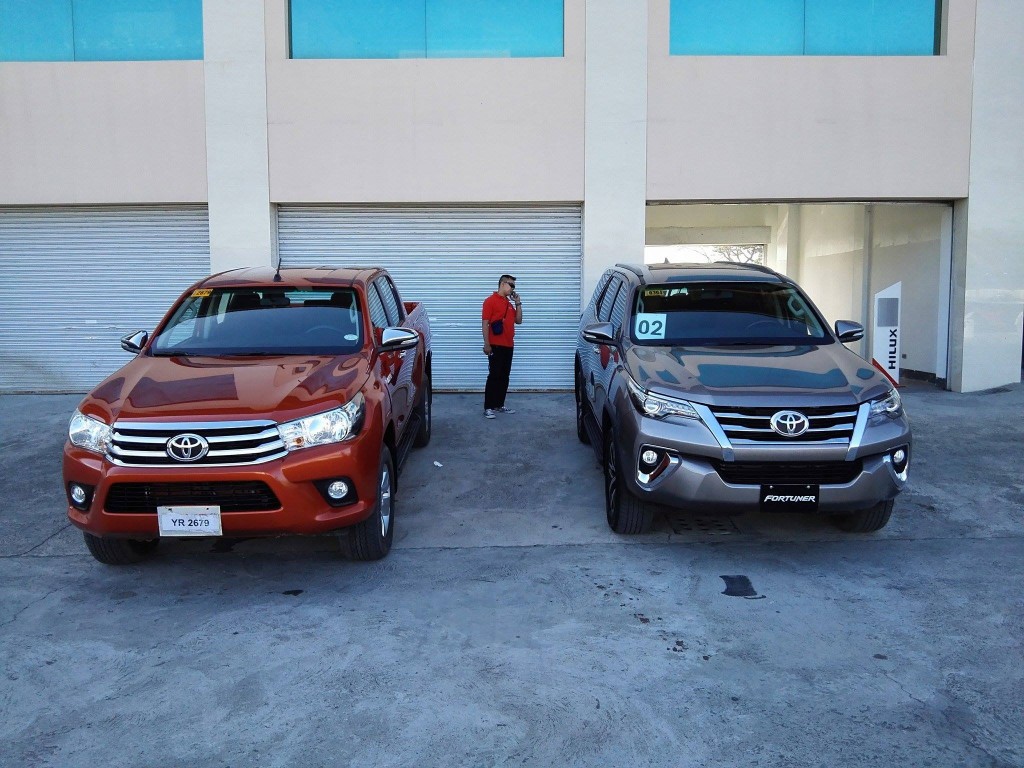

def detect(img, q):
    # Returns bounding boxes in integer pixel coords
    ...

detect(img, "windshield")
[630,282,830,346]
[151,287,363,356]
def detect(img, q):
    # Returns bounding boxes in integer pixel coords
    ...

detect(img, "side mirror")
[380,327,419,352]
[121,330,148,354]
[582,322,616,345]
[835,320,864,343]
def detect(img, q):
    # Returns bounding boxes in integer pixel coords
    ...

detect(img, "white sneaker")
[484,409,497,419]
[495,406,516,414]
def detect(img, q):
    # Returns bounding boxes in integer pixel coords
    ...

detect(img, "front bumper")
[63,428,381,539]
[615,395,911,515]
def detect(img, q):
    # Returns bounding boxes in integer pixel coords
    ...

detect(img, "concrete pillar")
[203,0,276,272]
[948,0,1024,391]
[582,0,648,304]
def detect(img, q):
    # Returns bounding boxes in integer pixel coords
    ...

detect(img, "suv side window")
[377,277,404,325]
[366,283,389,335]
[589,272,612,318]
[598,278,623,323]
[609,281,630,333]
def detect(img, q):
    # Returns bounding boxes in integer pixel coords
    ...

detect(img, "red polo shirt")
[483,292,517,347]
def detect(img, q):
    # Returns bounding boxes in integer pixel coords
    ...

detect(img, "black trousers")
[484,345,514,410]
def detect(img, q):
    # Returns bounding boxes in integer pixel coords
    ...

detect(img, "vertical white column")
[948,0,1024,391]
[583,0,648,303]
[203,0,275,272]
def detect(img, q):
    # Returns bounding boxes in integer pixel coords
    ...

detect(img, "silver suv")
[575,263,910,534]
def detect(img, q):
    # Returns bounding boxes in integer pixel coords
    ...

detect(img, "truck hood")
[78,354,370,424]
[624,342,892,406]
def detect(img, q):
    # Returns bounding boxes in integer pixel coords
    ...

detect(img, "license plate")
[157,506,222,537]
[760,484,819,512]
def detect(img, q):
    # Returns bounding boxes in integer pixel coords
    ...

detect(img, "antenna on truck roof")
[273,250,283,282]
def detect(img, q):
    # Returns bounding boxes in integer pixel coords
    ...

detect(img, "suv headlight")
[624,373,699,420]
[278,392,365,451]
[869,388,903,418]
[68,411,112,455]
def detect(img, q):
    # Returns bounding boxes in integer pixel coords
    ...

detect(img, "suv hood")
[78,354,370,424]
[624,342,892,406]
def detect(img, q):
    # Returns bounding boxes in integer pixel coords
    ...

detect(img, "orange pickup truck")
[63,267,432,564]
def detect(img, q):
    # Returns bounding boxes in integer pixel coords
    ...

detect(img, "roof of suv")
[613,262,789,285]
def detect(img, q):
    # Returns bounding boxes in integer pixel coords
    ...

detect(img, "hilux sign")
[872,282,902,386]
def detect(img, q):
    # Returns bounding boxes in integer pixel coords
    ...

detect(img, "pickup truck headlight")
[278,392,365,451]
[869,388,903,418]
[68,411,112,455]
[625,373,699,420]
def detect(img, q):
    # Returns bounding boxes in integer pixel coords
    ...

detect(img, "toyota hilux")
[63,267,432,564]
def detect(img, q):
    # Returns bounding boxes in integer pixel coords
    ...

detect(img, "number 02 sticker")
[634,313,667,340]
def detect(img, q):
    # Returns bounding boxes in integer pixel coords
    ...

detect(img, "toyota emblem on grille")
[770,410,810,437]
[166,433,209,462]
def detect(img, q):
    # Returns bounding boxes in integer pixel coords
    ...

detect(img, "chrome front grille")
[108,420,287,467]
[706,405,860,445]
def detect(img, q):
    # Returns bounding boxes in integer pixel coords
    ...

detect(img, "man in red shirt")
[481,274,523,418]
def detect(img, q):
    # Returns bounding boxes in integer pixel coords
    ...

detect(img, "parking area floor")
[2,385,1023,767]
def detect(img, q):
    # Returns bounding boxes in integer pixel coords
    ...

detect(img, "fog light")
[641,449,659,466]
[890,446,909,475]
[70,484,87,505]
[327,481,350,500]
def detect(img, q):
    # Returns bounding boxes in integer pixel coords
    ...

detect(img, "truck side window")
[376,278,402,326]
[366,283,389,335]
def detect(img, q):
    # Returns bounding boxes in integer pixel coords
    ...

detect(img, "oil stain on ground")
[720,575,766,599]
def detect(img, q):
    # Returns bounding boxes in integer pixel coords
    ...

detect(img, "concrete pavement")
[1,385,1022,767]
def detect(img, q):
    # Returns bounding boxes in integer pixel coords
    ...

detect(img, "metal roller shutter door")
[277,205,582,391]
[0,206,210,393]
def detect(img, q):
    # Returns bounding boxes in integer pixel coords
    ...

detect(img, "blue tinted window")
[289,0,564,59]
[426,0,563,58]
[670,0,939,56]
[0,0,202,61]
[72,0,203,61]
[0,0,73,61]
[805,0,938,55]
[670,0,803,55]
[290,0,426,59]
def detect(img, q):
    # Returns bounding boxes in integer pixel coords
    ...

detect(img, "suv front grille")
[711,460,863,486]
[707,405,859,444]
[108,420,287,466]
[105,482,281,513]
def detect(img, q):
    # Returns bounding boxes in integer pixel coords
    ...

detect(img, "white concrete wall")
[870,205,947,377]
[582,0,648,302]
[796,205,866,330]
[949,0,1024,391]
[0,63,206,204]
[264,0,584,204]
[204,0,275,271]
[646,0,977,200]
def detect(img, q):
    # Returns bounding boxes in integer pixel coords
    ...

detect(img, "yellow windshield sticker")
[643,288,668,297]
[191,288,212,298]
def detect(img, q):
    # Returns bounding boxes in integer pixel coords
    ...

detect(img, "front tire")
[833,499,893,533]
[83,532,158,565]
[603,429,653,534]
[413,372,432,448]
[339,448,396,560]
